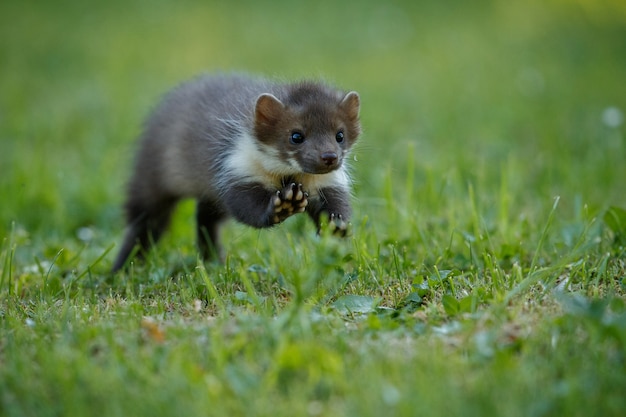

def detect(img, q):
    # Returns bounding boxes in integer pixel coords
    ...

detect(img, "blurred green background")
[1,0,625,259]
[2,3,626,415]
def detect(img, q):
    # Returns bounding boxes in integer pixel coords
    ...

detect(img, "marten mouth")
[304,163,341,175]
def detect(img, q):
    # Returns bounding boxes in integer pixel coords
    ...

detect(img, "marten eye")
[335,131,345,143]
[290,131,305,144]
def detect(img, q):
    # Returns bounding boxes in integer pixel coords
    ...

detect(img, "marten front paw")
[329,213,350,237]
[271,183,308,225]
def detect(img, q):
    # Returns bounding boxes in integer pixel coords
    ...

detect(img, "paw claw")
[284,187,294,201]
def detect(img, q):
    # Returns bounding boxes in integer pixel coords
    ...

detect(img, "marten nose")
[321,152,338,166]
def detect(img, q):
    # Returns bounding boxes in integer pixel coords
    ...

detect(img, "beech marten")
[112,73,361,272]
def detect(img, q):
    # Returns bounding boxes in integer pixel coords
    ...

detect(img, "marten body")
[112,74,361,272]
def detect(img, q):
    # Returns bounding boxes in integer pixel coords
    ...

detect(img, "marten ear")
[255,94,285,126]
[339,91,360,122]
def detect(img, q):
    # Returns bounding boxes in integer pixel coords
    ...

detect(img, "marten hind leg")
[111,196,178,272]
[196,199,227,261]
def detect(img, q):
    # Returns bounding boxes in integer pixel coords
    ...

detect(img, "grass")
[1,0,626,415]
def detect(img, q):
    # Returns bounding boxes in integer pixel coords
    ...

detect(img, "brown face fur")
[254,83,361,175]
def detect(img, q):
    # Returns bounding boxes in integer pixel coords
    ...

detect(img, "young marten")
[111,73,361,272]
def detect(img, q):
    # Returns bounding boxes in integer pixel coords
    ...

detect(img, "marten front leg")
[307,186,352,236]
[223,182,308,228]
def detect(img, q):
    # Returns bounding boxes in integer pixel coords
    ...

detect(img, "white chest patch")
[220,132,349,193]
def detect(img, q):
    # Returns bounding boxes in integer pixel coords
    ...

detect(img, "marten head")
[253,82,361,175]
